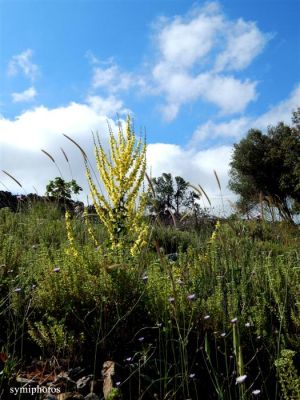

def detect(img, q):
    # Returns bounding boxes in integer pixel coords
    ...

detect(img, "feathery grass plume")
[62,134,87,160]
[60,147,69,163]
[63,133,102,190]
[188,183,202,198]
[145,172,156,197]
[85,115,149,256]
[41,149,63,177]
[41,149,55,163]
[2,170,22,188]
[213,169,221,191]
[60,147,74,180]
[198,183,211,206]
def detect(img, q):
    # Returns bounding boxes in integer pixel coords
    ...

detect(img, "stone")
[102,361,115,400]
[85,394,100,400]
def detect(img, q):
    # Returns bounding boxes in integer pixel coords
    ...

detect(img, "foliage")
[148,172,201,217]
[1,187,300,399]
[85,116,148,256]
[229,109,300,222]
[275,349,300,400]
[46,176,82,201]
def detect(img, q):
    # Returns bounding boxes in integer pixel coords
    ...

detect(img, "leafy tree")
[46,177,82,201]
[229,109,300,222]
[149,173,200,217]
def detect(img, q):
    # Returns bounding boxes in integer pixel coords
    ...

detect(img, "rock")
[85,394,100,400]
[102,361,122,400]
[76,374,93,394]
[102,361,115,399]
[52,372,76,390]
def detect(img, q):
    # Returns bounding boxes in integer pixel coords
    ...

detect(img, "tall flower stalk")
[86,116,148,256]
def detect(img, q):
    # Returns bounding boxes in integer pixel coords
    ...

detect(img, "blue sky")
[0,0,299,212]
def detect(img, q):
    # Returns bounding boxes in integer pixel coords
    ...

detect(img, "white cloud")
[0,98,234,213]
[151,2,270,120]
[0,100,124,197]
[214,19,271,72]
[157,71,257,120]
[3,84,297,213]
[8,49,39,81]
[92,64,133,92]
[254,84,300,127]
[191,83,300,145]
[148,143,235,213]
[191,117,250,144]
[156,3,224,70]
[86,95,129,116]
[11,86,37,103]
[199,74,257,114]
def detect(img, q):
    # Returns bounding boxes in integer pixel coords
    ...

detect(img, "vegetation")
[46,177,82,201]
[0,114,299,399]
[148,172,202,217]
[84,116,148,256]
[229,108,300,222]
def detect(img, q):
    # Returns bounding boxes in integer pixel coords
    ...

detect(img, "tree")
[229,110,300,222]
[148,173,200,218]
[46,177,82,201]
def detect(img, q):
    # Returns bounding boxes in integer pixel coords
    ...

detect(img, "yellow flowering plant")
[85,116,149,256]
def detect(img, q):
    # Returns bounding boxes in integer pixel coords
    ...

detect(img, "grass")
[0,201,300,399]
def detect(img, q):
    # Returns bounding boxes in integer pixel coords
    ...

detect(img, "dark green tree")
[229,109,300,222]
[46,177,82,201]
[149,173,200,217]
[151,173,174,213]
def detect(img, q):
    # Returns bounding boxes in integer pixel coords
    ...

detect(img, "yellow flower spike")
[83,115,149,257]
[65,210,79,258]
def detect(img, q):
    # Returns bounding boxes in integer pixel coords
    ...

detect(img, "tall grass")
[0,200,299,399]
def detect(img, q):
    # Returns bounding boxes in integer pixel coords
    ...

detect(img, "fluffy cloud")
[0,99,234,213]
[11,86,37,103]
[191,83,300,145]
[0,100,122,197]
[92,64,133,93]
[86,95,129,116]
[151,2,269,120]
[214,19,271,72]
[191,117,250,144]
[7,49,39,81]
[2,85,298,213]
[148,143,235,213]
[254,84,300,128]
[156,3,223,69]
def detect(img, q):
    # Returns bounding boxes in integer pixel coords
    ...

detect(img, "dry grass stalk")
[2,170,22,188]
[41,149,55,163]
[198,183,211,206]
[145,172,156,197]
[213,169,222,191]
[60,147,69,163]
[63,134,88,161]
